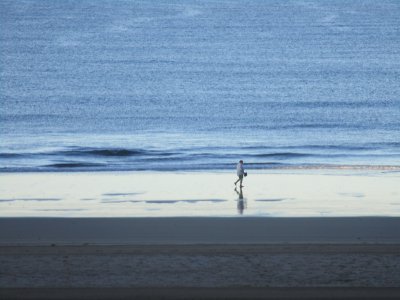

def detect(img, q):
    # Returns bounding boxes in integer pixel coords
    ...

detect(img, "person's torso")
[236,163,244,175]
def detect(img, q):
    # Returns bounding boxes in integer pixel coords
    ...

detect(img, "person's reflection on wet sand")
[234,186,247,215]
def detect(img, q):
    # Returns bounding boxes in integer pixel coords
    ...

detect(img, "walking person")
[234,160,246,188]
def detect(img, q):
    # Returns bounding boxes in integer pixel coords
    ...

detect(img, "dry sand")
[1,243,400,299]
[1,244,400,288]
[2,287,400,300]
[1,218,400,297]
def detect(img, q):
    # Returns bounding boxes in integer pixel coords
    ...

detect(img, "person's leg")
[235,175,243,187]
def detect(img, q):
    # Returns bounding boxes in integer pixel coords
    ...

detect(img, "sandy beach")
[1,243,400,299]
[1,172,400,298]
[1,217,400,299]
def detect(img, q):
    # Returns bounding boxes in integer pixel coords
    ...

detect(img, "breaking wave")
[1,144,400,172]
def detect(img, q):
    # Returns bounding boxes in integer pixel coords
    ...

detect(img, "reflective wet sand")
[0,171,399,217]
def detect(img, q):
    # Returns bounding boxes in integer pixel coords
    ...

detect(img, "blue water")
[1,0,400,172]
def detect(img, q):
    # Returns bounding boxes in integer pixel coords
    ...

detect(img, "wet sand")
[1,171,400,217]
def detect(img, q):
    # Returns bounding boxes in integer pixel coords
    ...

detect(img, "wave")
[0,153,24,158]
[2,140,400,160]
[243,142,400,151]
[268,164,400,171]
[0,147,180,159]
[63,148,146,157]
[44,162,105,168]
[1,162,400,172]
[1,144,400,172]
[253,152,310,158]
[0,149,314,162]
[59,147,179,157]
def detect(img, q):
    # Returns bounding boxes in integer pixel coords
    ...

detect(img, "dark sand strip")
[1,288,400,300]
[1,244,400,255]
[1,217,400,245]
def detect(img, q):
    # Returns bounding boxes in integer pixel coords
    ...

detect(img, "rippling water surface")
[1,0,400,172]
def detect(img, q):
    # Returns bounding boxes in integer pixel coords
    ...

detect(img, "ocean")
[1,0,400,172]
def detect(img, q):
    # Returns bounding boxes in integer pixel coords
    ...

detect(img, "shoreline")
[1,165,400,173]
[1,171,399,218]
[2,163,400,173]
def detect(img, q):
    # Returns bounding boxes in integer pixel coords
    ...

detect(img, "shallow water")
[1,0,400,172]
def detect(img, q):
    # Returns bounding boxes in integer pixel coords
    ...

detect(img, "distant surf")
[1,144,399,172]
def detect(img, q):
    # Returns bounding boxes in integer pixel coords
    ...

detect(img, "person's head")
[239,160,243,164]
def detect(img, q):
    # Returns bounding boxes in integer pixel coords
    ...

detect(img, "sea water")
[1,0,400,172]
